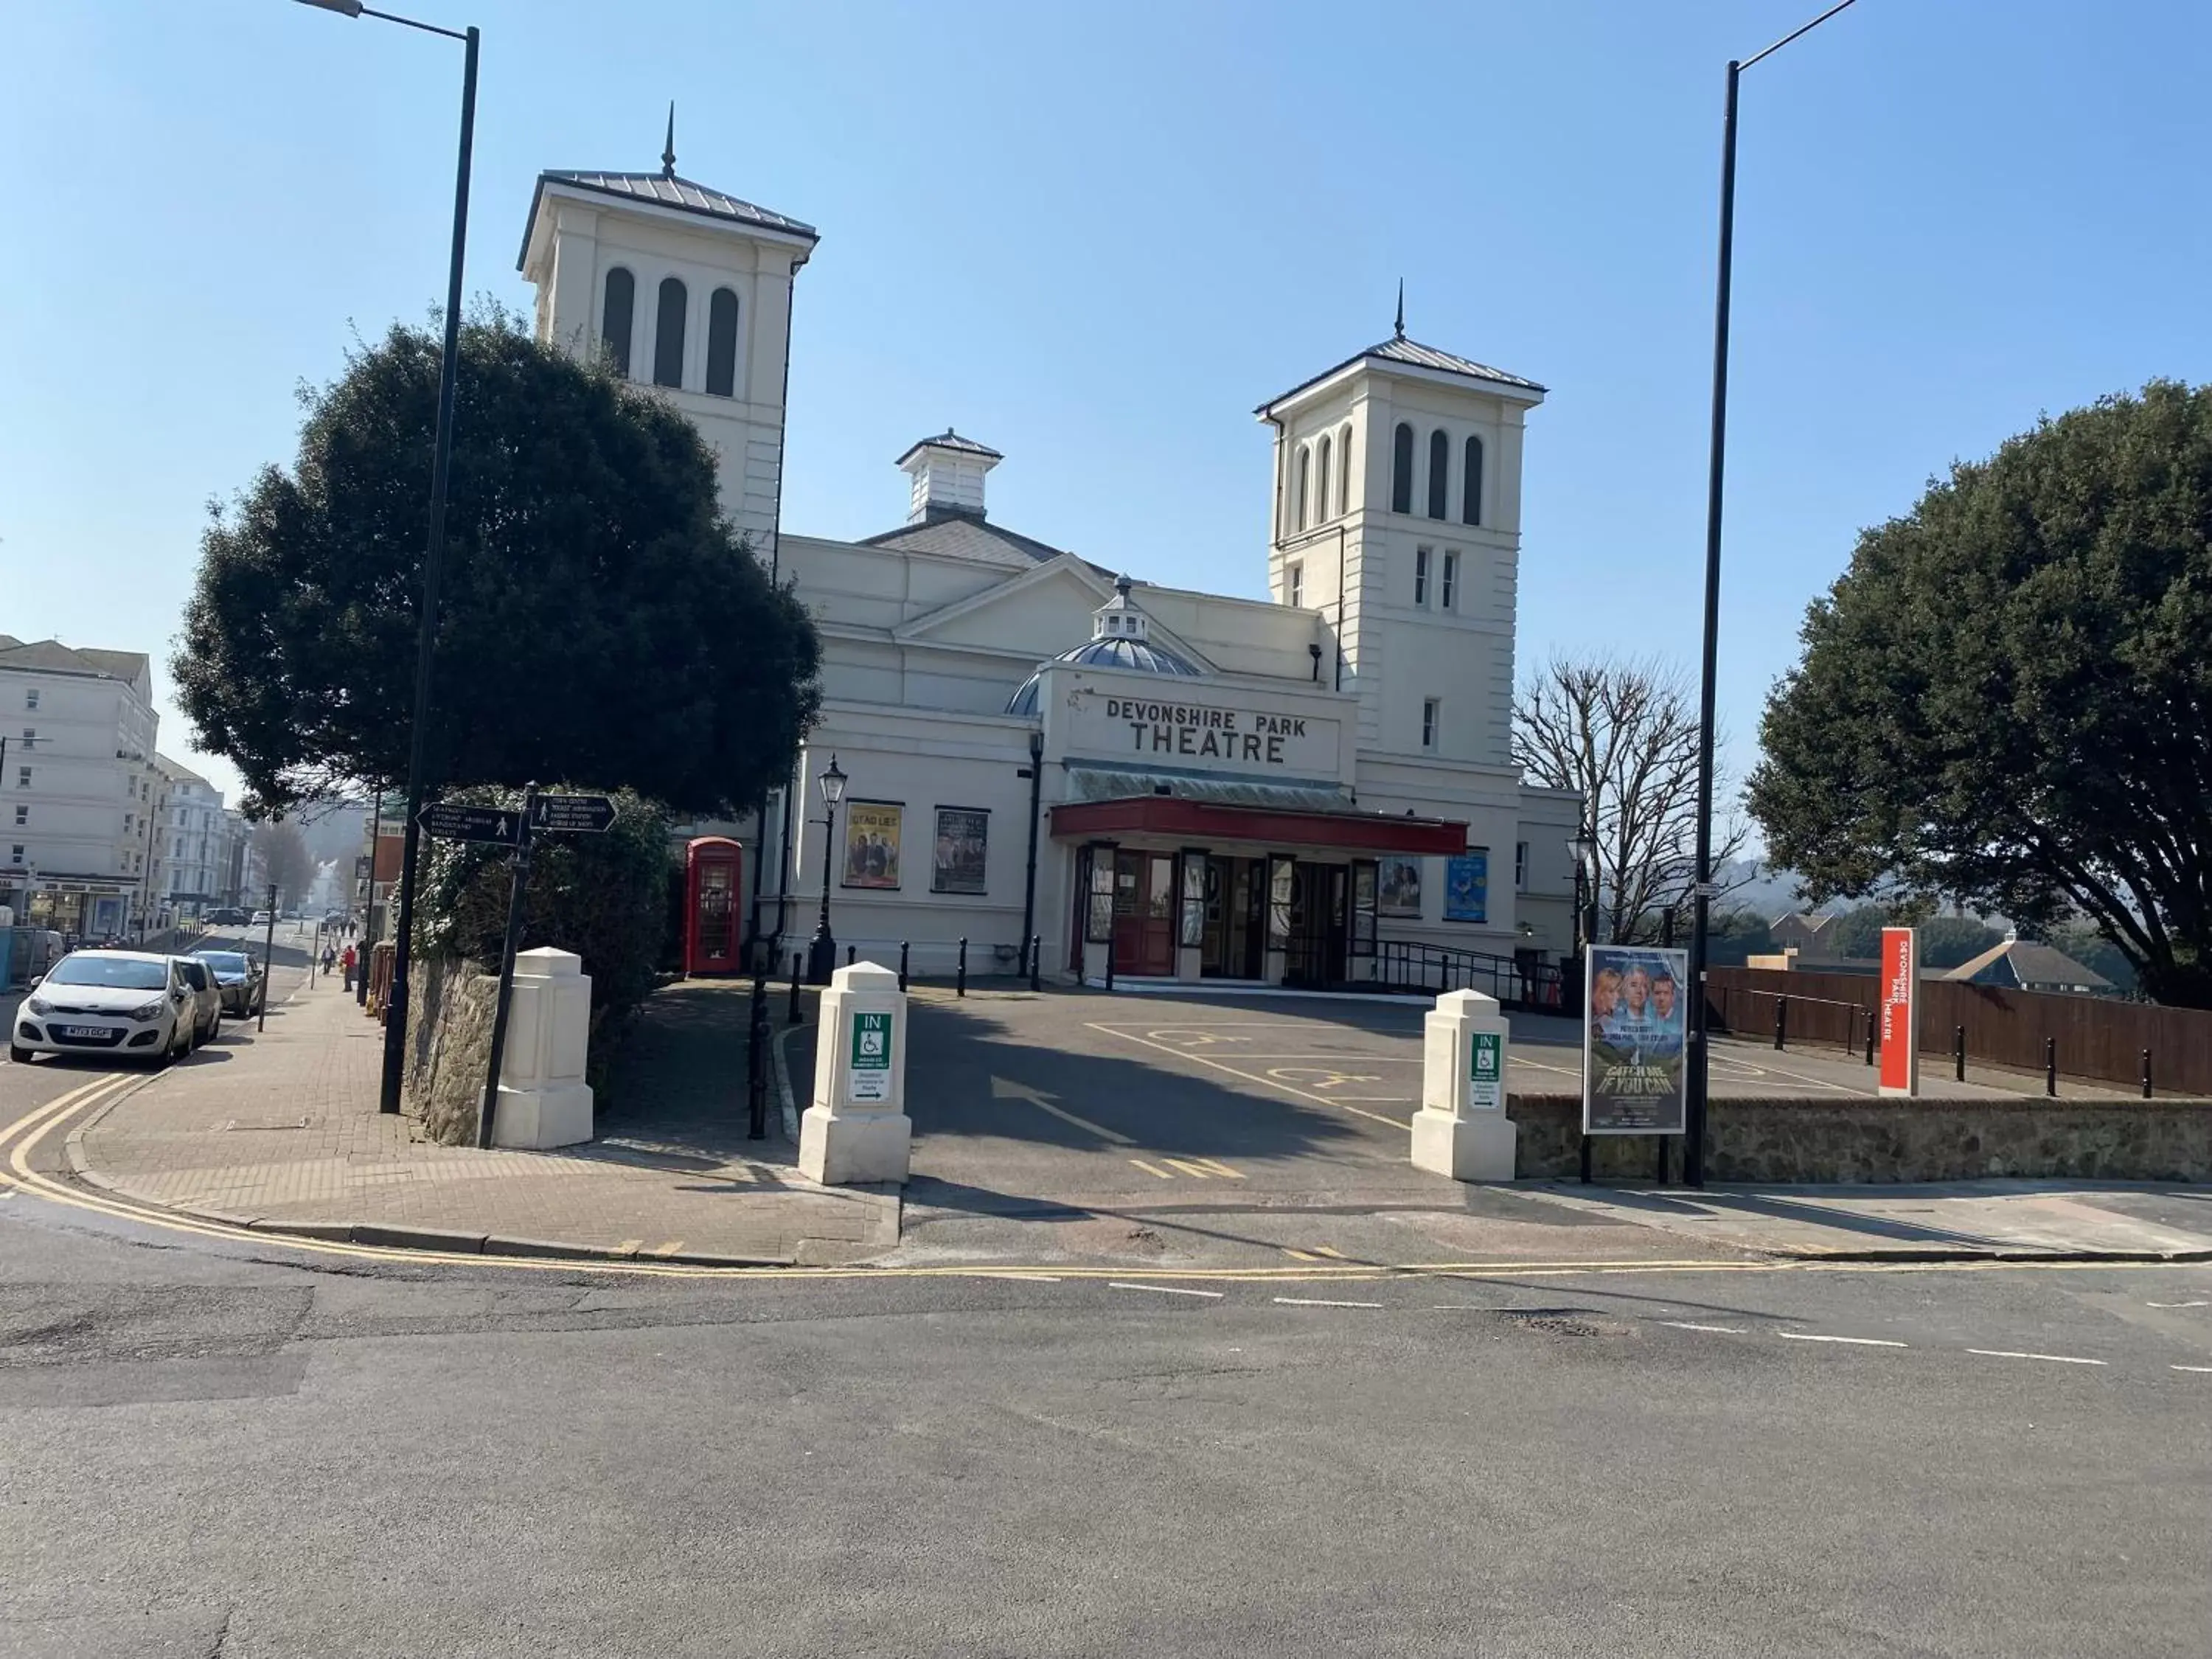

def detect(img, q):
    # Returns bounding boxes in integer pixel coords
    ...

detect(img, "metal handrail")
[1375,939,1565,1011]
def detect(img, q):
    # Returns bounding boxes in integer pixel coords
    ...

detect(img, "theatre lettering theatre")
[519,145,1579,987]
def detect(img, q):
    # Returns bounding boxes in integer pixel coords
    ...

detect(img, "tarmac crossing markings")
[1127,1155,1248,1181]
[1966,1349,2107,1366]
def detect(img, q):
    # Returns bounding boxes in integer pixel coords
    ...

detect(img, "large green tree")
[1750,380,2211,1006]
[175,308,818,819]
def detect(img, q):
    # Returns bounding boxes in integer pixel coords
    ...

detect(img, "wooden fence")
[1705,967,2212,1096]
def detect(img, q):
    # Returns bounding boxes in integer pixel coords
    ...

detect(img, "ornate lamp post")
[805,754,847,984]
[1569,829,1597,955]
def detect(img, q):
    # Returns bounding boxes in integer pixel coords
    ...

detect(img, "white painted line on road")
[1086,1024,1413,1130]
[2146,1300,2210,1309]
[979,1272,1064,1282]
[1274,1296,1382,1309]
[2171,1365,2212,1374]
[1661,1321,1748,1334]
[1777,1332,1908,1348]
[1109,1281,1224,1299]
[1967,1349,2107,1366]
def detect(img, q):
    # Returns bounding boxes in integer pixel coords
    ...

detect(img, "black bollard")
[957,936,967,998]
[2045,1037,2057,1096]
[898,941,909,993]
[1029,933,1041,993]
[746,973,770,1140]
[1863,1019,1874,1068]
[1954,1025,1966,1082]
[787,951,803,1027]
[1773,997,1787,1051]
[846,944,855,967]
[2142,1048,2153,1100]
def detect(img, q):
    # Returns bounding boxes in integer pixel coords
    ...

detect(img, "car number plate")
[60,1025,112,1040]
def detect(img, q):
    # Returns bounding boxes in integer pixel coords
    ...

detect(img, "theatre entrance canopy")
[1015,653,1468,987]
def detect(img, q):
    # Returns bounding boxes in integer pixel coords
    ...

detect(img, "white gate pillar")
[1410,987,1518,1182]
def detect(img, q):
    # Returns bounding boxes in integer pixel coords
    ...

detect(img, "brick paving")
[72,973,894,1265]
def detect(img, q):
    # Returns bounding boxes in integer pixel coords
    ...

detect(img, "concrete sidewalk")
[66,974,894,1265]
[1526,1180,2212,1261]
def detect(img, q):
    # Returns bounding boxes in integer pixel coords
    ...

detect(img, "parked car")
[187,947,266,1018]
[250,909,272,927]
[11,950,202,1066]
[168,956,225,1045]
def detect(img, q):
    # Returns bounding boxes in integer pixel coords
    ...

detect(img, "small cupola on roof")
[897,429,1002,524]
[1004,574,1205,717]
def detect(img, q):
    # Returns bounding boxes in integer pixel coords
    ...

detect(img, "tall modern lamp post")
[806,755,847,984]
[294,0,480,1116]
[1685,0,1859,1186]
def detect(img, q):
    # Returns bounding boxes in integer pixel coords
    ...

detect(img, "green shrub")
[414,784,675,1025]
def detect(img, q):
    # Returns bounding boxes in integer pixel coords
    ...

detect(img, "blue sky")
[5,0,2208,813]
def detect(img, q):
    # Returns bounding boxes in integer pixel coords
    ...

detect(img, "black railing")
[1374,940,1565,1012]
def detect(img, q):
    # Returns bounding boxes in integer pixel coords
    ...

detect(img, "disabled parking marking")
[1265,1067,1386,1090]
[1088,1023,1415,1129]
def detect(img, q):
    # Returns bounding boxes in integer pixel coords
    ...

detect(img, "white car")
[250,910,272,927]
[10,950,205,1067]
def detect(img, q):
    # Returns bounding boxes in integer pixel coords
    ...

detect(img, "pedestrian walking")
[321,943,337,978]
[341,942,358,992]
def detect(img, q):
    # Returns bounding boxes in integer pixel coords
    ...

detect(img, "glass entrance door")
[1200,856,1266,979]
[1284,861,1349,987]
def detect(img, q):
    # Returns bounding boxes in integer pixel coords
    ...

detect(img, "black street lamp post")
[1686,0,1859,1188]
[805,755,847,985]
[295,1,480,1116]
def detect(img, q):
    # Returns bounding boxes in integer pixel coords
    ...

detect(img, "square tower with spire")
[518,109,819,548]
[1255,300,1545,770]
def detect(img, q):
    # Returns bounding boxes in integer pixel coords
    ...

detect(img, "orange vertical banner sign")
[1878,925,1919,1096]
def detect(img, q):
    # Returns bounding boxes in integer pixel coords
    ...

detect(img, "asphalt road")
[2,1187,2208,1658]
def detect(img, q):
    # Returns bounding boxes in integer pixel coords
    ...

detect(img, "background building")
[0,634,163,939]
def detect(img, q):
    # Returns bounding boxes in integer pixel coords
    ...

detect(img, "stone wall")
[1507,1093,2212,1183]
[403,955,498,1145]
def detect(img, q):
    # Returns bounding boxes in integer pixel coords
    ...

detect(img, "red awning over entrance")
[1050,796,1466,855]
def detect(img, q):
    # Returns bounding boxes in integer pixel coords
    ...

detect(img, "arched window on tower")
[653,276,688,389]
[1427,429,1450,519]
[1315,435,1332,524]
[1463,434,1484,526]
[1391,423,1415,514]
[705,287,740,397]
[601,267,635,378]
[1338,423,1353,515]
[1295,445,1311,530]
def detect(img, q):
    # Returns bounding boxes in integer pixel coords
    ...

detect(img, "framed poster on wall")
[1442,850,1489,923]
[931,807,990,894]
[1377,855,1424,918]
[841,801,903,889]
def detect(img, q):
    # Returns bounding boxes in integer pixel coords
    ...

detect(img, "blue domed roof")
[1005,636,1205,717]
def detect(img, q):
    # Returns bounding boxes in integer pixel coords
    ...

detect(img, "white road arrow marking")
[990,1076,1134,1144]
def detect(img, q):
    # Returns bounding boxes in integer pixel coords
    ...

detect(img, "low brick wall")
[1508,1093,2212,1183]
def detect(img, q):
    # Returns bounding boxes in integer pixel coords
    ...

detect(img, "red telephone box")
[683,837,744,976]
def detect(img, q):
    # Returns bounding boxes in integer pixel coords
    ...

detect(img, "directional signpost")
[417,802,524,846]
[529,793,616,835]
[415,790,619,1147]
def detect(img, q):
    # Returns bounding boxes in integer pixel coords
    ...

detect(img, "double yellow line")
[0,1077,2191,1285]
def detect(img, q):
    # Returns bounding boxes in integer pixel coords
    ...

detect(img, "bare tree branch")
[1514,653,1750,946]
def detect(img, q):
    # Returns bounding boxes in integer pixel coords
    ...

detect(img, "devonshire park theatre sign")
[1060,684,1341,778]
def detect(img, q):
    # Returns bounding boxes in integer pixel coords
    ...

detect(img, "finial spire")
[661,102,676,178]
[1394,279,1405,340]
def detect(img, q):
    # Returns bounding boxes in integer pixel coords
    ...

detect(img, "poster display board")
[931,808,989,894]
[1443,851,1489,923]
[841,802,902,889]
[1878,925,1920,1096]
[1582,945,1689,1135]
[1377,855,1424,918]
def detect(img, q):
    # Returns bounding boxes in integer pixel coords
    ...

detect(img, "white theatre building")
[520,147,1579,990]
